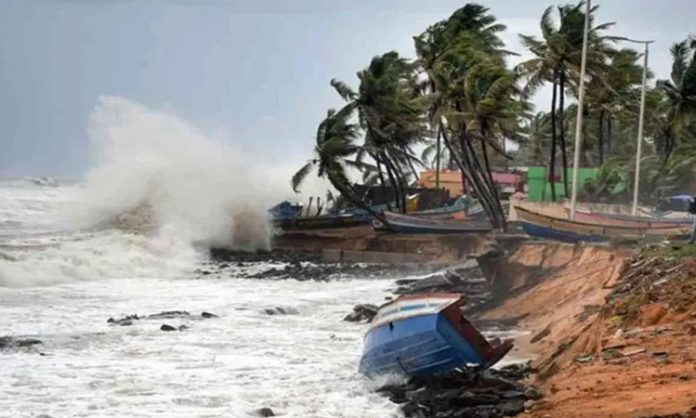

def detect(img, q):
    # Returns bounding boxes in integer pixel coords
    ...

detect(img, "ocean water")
[0,178,401,418]
[0,98,522,418]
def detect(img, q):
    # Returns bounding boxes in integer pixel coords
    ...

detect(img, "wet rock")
[108,314,139,326]
[160,324,177,332]
[523,387,543,401]
[377,364,541,418]
[254,407,275,417]
[147,311,190,319]
[0,336,42,351]
[498,401,526,415]
[108,311,218,325]
[263,307,299,315]
[343,304,379,323]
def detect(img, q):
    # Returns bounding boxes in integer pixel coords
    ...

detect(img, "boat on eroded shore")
[359,293,513,378]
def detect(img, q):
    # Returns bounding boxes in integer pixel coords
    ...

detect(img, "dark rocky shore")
[379,363,542,418]
[204,248,438,281]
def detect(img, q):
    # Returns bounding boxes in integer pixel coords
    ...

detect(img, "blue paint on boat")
[358,294,512,378]
[359,313,487,377]
[521,222,607,243]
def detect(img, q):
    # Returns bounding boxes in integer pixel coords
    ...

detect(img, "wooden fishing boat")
[273,214,365,230]
[516,206,690,242]
[359,293,513,378]
[374,211,492,234]
[570,209,692,228]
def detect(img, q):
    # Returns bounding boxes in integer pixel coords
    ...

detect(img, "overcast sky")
[0,0,693,177]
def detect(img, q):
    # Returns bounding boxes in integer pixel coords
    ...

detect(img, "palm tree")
[518,112,552,165]
[291,106,383,220]
[452,59,528,226]
[586,48,644,163]
[331,51,428,213]
[518,1,615,199]
[656,38,696,158]
[414,4,514,228]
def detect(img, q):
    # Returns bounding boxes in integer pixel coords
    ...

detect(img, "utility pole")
[625,39,654,216]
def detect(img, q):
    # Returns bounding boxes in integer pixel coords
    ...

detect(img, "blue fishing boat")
[520,222,607,243]
[359,293,513,378]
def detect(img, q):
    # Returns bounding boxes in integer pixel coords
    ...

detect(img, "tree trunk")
[435,124,442,189]
[607,115,612,156]
[455,122,502,229]
[479,125,505,229]
[392,157,409,213]
[463,132,503,228]
[370,152,389,210]
[549,79,558,201]
[381,152,402,213]
[403,147,419,184]
[440,121,499,228]
[373,154,386,189]
[598,109,605,164]
[559,70,569,197]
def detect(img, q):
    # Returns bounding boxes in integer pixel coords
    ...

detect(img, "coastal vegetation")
[292,1,696,225]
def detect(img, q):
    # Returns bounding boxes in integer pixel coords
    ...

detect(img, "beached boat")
[359,293,513,378]
[273,213,365,230]
[374,211,492,234]
[516,206,690,242]
[570,209,692,228]
[412,197,470,216]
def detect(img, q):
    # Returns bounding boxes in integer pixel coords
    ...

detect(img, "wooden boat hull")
[274,215,365,230]
[572,209,692,228]
[516,206,689,242]
[359,294,512,378]
[521,222,607,242]
[378,212,492,234]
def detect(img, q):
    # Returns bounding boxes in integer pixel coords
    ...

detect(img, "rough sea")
[0,178,401,418]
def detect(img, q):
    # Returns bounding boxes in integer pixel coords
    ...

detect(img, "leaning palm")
[291,106,383,221]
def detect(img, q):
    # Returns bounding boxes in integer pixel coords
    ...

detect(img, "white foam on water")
[78,95,280,251]
[0,277,400,418]
[0,96,296,287]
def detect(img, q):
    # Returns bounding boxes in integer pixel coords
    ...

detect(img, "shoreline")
[272,226,696,418]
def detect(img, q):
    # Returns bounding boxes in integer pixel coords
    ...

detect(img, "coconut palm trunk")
[440,123,499,228]
[598,109,605,164]
[478,125,505,227]
[558,70,569,197]
[607,116,612,156]
[463,132,504,228]
[435,125,442,188]
[380,152,402,212]
[549,79,558,201]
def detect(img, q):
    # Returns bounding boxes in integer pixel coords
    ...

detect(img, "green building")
[527,166,599,202]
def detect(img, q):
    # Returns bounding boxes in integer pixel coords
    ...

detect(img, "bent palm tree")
[291,106,384,221]
[332,51,428,213]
